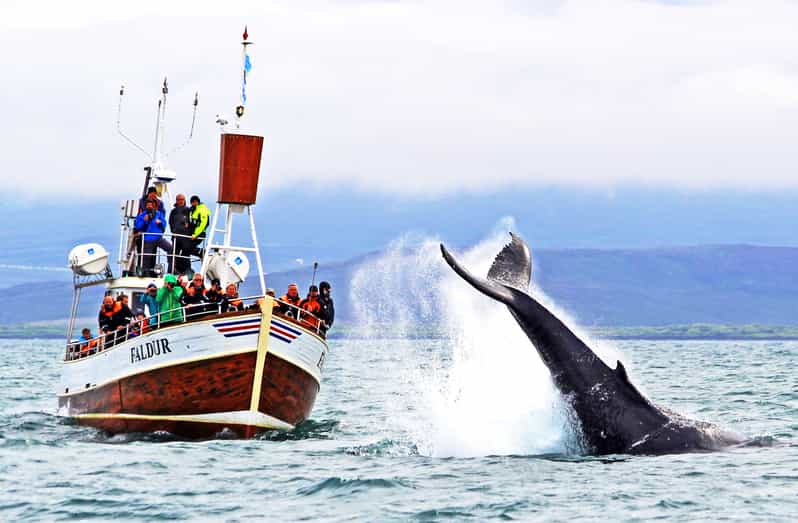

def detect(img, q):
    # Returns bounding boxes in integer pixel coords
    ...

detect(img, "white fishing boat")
[58,29,329,438]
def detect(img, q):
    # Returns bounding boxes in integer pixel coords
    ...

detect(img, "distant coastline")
[6,322,798,341]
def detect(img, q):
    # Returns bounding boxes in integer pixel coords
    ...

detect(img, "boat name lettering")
[130,338,172,364]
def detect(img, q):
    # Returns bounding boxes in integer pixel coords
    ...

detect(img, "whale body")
[440,233,745,455]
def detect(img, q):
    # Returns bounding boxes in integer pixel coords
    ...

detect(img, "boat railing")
[64,294,325,361]
[124,231,204,278]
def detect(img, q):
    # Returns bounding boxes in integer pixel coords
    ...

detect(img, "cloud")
[2,0,798,199]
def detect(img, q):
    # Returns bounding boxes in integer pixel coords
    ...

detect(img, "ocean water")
[1,337,796,522]
[3,229,796,521]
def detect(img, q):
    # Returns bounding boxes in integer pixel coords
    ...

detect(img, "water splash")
[350,219,581,457]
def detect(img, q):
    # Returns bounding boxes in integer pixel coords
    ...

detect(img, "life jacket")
[80,338,98,353]
[301,298,321,314]
[100,301,122,321]
[227,297,243,311]
[100,302,122,318]
[281,294,301,305]
[300,298,321,328]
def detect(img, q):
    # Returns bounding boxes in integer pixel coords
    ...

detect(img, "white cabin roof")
[106,276,164,292]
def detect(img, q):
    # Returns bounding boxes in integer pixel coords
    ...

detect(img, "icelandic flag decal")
[212,317,304,343]
[88,248,95,255]
[213,318,260,338]
[270,318,303,344]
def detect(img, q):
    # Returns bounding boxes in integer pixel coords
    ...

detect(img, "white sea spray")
[350,219,579,457]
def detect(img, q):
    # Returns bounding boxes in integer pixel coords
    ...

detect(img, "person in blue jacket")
[140,283,160,315]
[134,199,166,277]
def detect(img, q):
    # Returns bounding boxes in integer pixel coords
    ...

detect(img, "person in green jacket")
[156,274,184,324]
[189,195,211,258]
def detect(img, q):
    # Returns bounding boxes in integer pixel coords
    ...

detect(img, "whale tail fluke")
[440,243,515,304]
[487,232,532,290]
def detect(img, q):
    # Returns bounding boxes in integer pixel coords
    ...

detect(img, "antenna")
[117,80,200,164]
[116,85,149,158]
[164,91,199,159]
[311,262,319,287]
[152,77,168,163]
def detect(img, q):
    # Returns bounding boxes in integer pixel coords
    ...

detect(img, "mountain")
[4,185,798,287]
[2,245,796,327]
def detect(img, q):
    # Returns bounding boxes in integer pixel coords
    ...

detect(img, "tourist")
[138,186,165,214]
[156,274,184,324]
[98,295,126,346]
[78,327,97,355]
[299,285,321,328]
[138,187,173,269]
[181,283,207,319]
[115,294,135,325]
[188,195,211,257]
[78,327,94,343]
[140,283,159,319]
[134,199,166,277]
[98,295,123,333]
[206,278,223,303]
[184,273,208,313]
[221,283,244,312]
[266,288,280,312]
[128,318,141,338]
[136,311,150,334]
[279,283,302,317]
[169,193,192,275]
[318,281,335,330]
[189,273,207,295]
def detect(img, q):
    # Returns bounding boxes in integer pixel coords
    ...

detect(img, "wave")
[348,219,590,458]
[297,476,414,497]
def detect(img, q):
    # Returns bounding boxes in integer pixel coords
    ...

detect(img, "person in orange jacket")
[278,283,302,318]
[78,327,98,354]
[300,285,322,328]
[98,295,124,333]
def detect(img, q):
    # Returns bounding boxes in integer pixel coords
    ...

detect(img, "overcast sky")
[2,0,798,199]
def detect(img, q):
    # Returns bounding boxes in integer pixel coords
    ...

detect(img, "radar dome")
[68,243,110,275]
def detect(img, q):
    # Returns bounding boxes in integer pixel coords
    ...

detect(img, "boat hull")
[58,311,327,438]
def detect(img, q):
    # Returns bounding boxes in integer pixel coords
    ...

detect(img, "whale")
[440,233,745,455]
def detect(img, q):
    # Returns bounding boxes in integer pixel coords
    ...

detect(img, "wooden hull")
[58,311,327,438]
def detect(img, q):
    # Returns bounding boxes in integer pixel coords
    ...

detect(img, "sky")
[2,0,798,201]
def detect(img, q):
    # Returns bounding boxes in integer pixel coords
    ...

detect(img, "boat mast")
[200,27,267,296]
[115,78,199,276]
[236,25,252,129]
[152,78,167,165]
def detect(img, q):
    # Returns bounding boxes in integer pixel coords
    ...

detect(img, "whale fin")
[615,360,656,408]
[487,232,532,290]
[615,360,630,383]
[440,243,515,304]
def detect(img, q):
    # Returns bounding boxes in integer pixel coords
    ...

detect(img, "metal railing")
[124,231,204,278]
[64,294,326,361]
